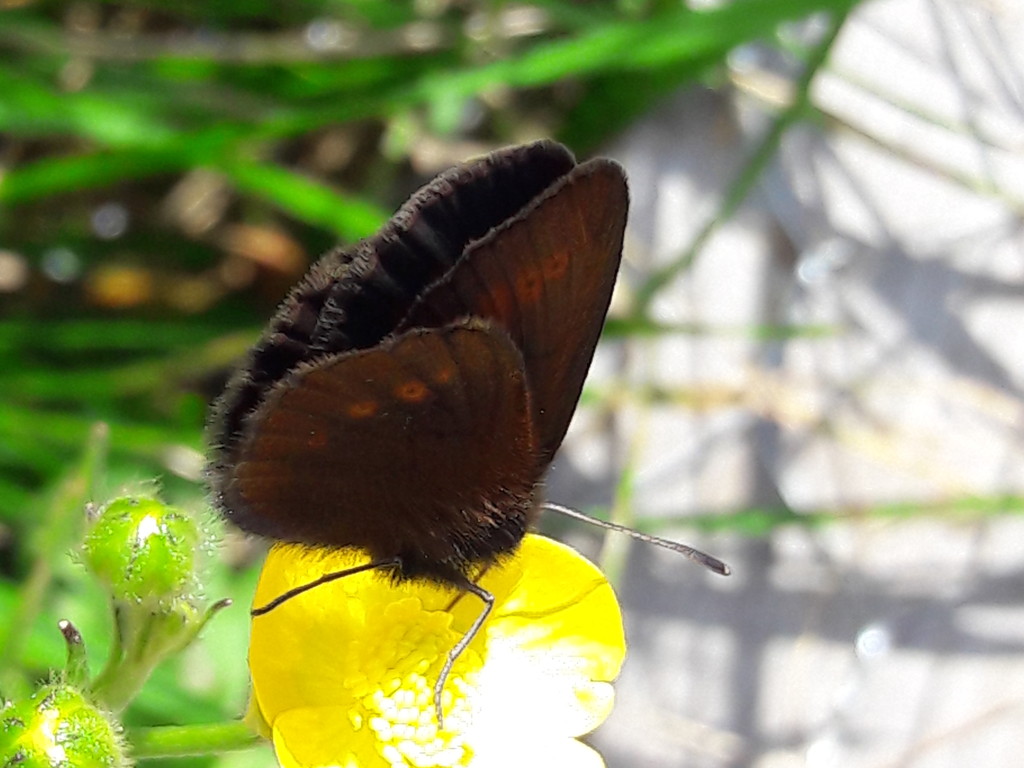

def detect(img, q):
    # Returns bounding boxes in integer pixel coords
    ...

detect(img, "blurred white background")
[548,0,1024,765]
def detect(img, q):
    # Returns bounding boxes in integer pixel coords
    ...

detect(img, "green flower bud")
[82,496,200,607]
[0,684,126,768]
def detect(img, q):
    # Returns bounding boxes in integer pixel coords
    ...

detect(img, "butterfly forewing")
[398,159,628,462]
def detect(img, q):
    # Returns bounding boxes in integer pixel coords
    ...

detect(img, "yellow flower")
[247,534,626,768]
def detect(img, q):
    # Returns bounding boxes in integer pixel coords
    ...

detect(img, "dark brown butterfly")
[206,140,727,720]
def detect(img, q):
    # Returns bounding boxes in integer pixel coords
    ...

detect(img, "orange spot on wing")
[543,249,569,280]
[347,400,379,418]
[433,366,454,384]
[515,269,543,304]
[396,379,429,402]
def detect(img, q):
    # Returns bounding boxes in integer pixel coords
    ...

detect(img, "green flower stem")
[91,607,179,712]
[89,598,232,712]
[88,606,150,712]
[127,722,262,759]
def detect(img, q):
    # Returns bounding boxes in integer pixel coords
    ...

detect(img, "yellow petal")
[484,535,625,683]
[272,707,371,768]
[463,536,625,739]
[249,535,625,768]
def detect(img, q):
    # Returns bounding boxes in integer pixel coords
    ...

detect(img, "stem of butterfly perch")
[127,722,262,759]
[631,6,853,315]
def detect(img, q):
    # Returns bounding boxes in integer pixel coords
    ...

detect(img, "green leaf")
[216,159,387,241]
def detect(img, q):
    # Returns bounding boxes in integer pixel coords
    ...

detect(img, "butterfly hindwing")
[212,320,539,578]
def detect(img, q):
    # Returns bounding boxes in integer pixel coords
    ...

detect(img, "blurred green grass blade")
[0,143,390,237]
[413,0,860,101]
[0,361,175,402]
[0,0,863,215]
[32,422,108,552]
[0,67,181,148]
[0,320,232,353]
[0,428,69,480]
[0,21,440,145]
[599,465,638,586]
[530,1,620,28]
[0,330,253,404]
[0,403,201,459]
[1,3,301,24]
[634,495,1024,538]
[216,159,387,240]
[0,150,185,205]
[0,0,859,154]
[0,423,107,694]
[635,4,852,310]
[602,316,837,339]
[560,64,709,152]
[0,478,35,523]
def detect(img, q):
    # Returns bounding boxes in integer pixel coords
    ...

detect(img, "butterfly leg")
[442,563,493,612]
[434,579,494,728]
[250,557,402,616]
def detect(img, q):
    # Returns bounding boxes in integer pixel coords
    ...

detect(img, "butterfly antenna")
[434,579,494,729]
[251,557,402,616]
[541,502,731,576]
